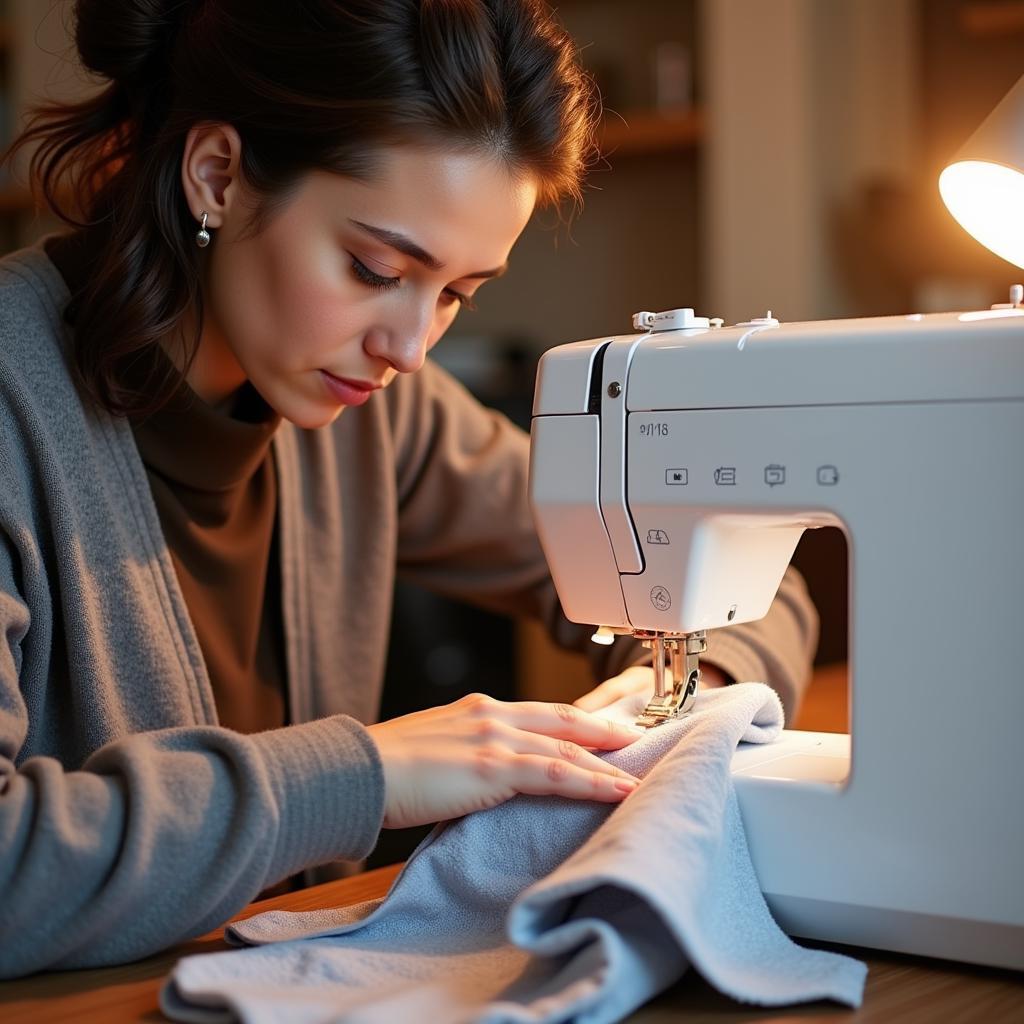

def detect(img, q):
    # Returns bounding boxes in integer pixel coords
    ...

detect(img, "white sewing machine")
[528,302,1024,971]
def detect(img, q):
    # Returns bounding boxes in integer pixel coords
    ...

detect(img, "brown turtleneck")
[45,233,289,734]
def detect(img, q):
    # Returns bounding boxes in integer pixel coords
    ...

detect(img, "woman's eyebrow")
[348,219,508,279]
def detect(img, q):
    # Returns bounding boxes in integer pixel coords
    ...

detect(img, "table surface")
[1,862,1022,1023]
[3,667,1022,1022]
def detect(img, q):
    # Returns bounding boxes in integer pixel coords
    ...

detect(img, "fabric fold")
[161,683,866,1023]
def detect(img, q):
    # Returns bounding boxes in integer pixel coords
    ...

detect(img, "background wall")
[0,1,87,246]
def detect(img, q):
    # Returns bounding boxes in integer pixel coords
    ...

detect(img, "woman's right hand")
[365,692,645,829]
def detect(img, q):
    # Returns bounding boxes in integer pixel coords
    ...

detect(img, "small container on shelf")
[653,41,693,113]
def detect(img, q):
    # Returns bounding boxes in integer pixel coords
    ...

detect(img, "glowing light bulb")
[939,160,1024,270]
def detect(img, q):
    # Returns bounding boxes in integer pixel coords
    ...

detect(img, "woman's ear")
[181,123,243,229]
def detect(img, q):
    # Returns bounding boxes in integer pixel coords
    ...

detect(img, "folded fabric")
[161,683,866,1023]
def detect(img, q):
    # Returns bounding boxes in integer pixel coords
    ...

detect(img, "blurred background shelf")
[598,107,703,156]
[0,184,36,213]
[960,0,1024,35]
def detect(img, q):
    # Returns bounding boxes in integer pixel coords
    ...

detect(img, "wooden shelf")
[599,107,703,157]
[0,184,74,216]
[0,185,44,214]
[959,1,1024,36]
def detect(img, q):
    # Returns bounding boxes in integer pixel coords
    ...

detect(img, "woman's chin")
[285,404,347,430]
[258,378,350,430]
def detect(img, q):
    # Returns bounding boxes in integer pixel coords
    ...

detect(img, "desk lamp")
[940,73,1024,273]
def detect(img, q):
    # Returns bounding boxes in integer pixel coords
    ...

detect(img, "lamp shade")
[939,73,1024,270]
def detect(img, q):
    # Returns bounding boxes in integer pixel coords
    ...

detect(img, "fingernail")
[615,780,639,794]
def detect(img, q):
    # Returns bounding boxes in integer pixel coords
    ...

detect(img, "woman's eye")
[350,255,400,291]
[442,288,477,312]
[350,253,477,311]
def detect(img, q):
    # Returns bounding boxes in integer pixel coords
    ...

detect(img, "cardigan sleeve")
[0,525,386,978]
[387,360,818,720]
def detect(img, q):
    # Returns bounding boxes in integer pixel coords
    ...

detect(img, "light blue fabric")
[161,683,867,1023]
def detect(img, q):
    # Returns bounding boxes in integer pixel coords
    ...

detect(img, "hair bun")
[74,0,186,86]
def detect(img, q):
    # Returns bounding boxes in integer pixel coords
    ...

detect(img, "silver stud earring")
[196,211,211,248]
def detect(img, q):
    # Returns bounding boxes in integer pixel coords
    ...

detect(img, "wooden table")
[2,861,1022,1023]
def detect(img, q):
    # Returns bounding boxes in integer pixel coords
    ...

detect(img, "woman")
[0,0,817,976]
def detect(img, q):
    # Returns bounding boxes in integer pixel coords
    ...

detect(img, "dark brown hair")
[5,0,599,417]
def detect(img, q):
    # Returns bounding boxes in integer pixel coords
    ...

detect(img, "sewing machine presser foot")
[634,630,707,728]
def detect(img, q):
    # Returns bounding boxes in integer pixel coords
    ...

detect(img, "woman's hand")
[574,662,729,717]
[365,693,645,829]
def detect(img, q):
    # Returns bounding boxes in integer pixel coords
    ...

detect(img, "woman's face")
[194,146,537,427]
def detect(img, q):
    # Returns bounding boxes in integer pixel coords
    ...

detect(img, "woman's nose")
[364,314,432,375]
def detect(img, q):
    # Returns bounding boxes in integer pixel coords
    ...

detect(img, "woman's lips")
[320,370,379,407]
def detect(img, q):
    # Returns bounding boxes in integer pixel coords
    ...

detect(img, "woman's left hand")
[574,662,729,717]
